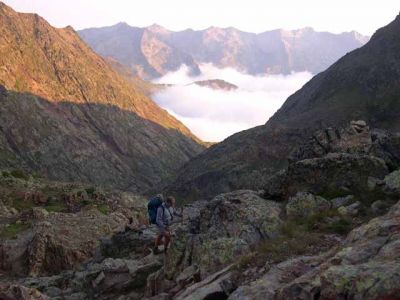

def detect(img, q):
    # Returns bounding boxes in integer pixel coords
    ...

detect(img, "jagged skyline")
[2,0,399,35]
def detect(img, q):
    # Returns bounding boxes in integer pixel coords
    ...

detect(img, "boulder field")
[1,121,400,299]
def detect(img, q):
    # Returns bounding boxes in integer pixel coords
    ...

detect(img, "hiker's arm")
[156,207,164,228]
[173,208,183,217]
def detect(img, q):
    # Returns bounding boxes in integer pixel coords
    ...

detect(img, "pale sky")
[2,0,399,35]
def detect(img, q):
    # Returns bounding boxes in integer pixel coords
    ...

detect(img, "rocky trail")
[0,120,400,299]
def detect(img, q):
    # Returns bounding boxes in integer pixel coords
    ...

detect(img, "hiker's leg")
[155,234,162,247]
[164,230,171,251]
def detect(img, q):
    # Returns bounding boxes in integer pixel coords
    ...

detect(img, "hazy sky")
[3,0,399,35]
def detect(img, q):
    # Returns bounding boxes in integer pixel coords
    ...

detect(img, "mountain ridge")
[79,22,369,79]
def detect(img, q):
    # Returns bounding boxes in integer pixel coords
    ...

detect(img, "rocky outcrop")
[228,200,400,299]
[175,264,236,300]
[290,120,400,170]
[20,254,163,300]
[1,209,127,277]
[266,153,389,200]
[277,200,400,299]
[263,122,399,201]
[165,190,282,280]
[0,174,149,278]
[0,284,48,300]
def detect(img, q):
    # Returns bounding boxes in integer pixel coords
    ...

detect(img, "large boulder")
[384,169,400,195]
[165,190,283,279]
[22,254,163,300]
[0,284,48,300]
[175,264,236,300]
[265,153,389,200]
[290,121,400,170]
[100,227,157,259]
[228,255,328,300]
[286,192,331,219]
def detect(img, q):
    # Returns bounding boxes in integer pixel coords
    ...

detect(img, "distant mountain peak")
[146,23,169,34]
[116,21,129,26]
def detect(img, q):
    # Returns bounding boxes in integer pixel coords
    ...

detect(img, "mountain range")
[78,23,369,79]
[0,2,204,192]
[166,12,400,200]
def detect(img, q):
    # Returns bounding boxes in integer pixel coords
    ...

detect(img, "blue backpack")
[148,197,163,224]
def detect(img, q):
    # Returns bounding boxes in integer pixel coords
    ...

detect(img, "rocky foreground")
[0,121,400,299]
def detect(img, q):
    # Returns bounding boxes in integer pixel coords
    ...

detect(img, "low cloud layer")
[152,64,312,142]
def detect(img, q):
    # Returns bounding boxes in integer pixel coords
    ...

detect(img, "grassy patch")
[0,222,31,239]
[45,203,66,213]
[235,208,355,271]
[287,209,353,235]
[257,232,322,262]
[9,169,29,180]
[85,187,96,196]
[1,171,11,178]
[237,253,256,269]
[317,190,349,200]
[44,197,67,213]
[97,204,109,215]
[12,197,35,211]
[324,218,352,235]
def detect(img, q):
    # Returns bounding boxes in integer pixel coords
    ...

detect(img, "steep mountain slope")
[79,23,368,79]
[0,2,204,192]
[166,13,400,200]
[78,23,201,80]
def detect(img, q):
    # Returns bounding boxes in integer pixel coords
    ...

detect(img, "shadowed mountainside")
[0,86,202,192]
[79,23,368,79]
[0,2,204,191]
[166,13,400,201]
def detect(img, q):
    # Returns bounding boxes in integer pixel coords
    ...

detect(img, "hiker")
[148,195,181,254]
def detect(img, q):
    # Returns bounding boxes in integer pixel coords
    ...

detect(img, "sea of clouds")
[152,64,312,142]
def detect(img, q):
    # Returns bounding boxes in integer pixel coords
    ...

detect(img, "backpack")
[148,197,163,224]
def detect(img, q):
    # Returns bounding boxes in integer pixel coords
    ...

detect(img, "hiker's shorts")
[157,225,170,236]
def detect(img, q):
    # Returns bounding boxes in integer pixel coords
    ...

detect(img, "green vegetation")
[0,222,31,239]
[324,218,352,235]
[96,204,109,215]
[236,208,354,271]
[12,197,35,211]
[282,208,353,236]
[237,253,256,269]
[45,203,66,213]
[85,187,96,196]
[9,169,29,180]
[257,232,322,262]
[1,171,11,178]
